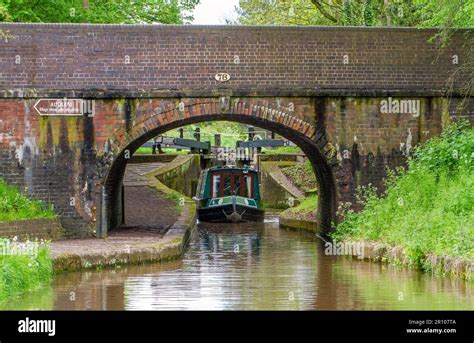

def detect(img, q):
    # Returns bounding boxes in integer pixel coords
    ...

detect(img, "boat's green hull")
[197,204,265,223]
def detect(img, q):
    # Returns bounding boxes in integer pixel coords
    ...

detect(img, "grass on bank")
[163,189,187,214]
[0,238,53,302]
[134,147,190,155]
[0,178,56,222]
[0,179,55,300]
[280,160,317,193]
[262,146,302,154]
[332,120,474,269]
[288,194,318,214]
[280,194,318,222]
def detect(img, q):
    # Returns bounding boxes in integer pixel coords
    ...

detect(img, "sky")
[192,0,240,25]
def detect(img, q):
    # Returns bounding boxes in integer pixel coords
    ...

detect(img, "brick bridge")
[0,23,472,237]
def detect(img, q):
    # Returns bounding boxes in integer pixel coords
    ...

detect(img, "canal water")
[2,215,473,310]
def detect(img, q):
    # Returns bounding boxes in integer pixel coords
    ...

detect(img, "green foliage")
[0,179,56,222]
[134,147,189,155]
[164,190,185,213]
[135,147,153,155]
[288,194,318,214]
[411,119,474,175]
[0,238,53,301]
[235,0,473,28]
[167,121,249,148]
[0,2,11,21]
[262,146,302,154]
[333,121,474,268]
[414,0,474,29]
[234,0,331,25]
[280,160,317,193]
[363,0,375,26]
[137,121,283,153]
[0,0,199,24]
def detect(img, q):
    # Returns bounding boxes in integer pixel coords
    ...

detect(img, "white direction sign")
[34,99,94,117]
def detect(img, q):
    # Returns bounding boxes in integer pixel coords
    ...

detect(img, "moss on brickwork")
[38,117,49,149]
[53,254,82,273]
[51,117,61,146]
[66,117,78,147]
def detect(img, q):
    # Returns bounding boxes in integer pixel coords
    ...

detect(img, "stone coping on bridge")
[3,22,468,30]
[0,88,463,99]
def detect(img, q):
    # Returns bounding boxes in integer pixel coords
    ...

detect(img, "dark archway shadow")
[101,113,337,237]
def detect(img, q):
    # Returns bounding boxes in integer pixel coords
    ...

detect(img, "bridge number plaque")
[215,73,231,82]
[34,99,95,117]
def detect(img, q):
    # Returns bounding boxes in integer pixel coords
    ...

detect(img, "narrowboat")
[193,165,265,223]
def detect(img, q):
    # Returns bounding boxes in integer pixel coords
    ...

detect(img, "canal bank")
[51,200,196,273]
[279,210,472,281]
[2,216,472,310]
[264,148,473,281]
[52,155,198,273]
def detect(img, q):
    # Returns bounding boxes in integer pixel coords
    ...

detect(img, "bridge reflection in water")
[2,215,472,310]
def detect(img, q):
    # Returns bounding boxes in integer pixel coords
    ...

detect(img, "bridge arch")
[99,99,343,236]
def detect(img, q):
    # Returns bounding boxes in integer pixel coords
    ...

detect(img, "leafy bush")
[167,121,249,148]
[333,120,474,266]
[411,120,474,175]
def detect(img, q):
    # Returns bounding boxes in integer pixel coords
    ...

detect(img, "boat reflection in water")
[199,221,262,257]
[193,165,265,223]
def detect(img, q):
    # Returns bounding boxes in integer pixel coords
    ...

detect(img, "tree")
[415,0,473,29]
[0,0,200,24]
[307,0,425,26]
[233,0,473,111]
[413,0,473,112]
[234,0,473,28]
[233,0,332,26]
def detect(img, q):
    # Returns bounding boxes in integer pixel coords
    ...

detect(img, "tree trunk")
[384,0,391,26]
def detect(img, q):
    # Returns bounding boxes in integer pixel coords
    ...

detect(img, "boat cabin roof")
[205,165,258,174]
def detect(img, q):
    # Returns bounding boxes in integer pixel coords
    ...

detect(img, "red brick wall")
[0,24,472,237]
[0,218,63,240]
[1,95,471,237]
[0,24,471,96]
